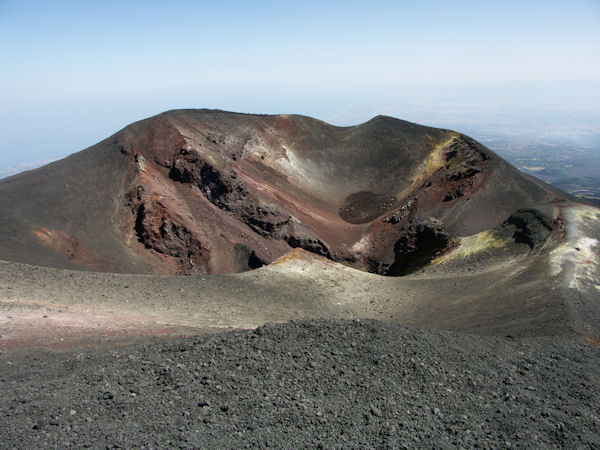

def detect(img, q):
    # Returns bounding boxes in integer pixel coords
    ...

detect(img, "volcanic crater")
[1,110,599,346]
[2,110,600,447]
[0,110,572,277]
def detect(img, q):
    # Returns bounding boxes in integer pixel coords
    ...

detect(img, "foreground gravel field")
[2,319,599,448]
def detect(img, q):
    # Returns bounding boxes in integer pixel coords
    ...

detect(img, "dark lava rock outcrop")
[0,110,574,275]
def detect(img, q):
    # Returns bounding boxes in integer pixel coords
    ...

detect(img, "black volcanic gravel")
[1,319,599,448]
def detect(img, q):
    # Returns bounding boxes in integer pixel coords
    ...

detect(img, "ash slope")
[0,109,576,276]
[2,203,600,345]
[1,319,598,448]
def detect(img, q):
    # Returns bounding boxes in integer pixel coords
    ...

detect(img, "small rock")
[370,406,382,417]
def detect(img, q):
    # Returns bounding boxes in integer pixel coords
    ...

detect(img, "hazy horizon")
[1,1,599,177]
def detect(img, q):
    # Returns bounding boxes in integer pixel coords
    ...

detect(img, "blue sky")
[1,0,599,175]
